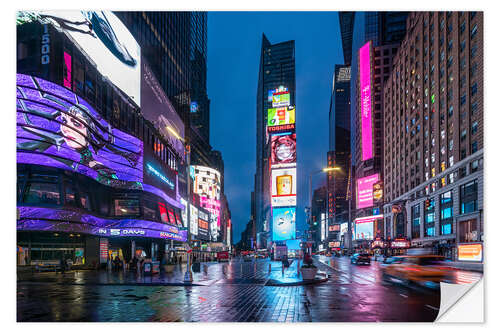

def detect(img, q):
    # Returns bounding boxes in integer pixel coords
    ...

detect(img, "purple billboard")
[17,74,143,189]
[17,206,187,242]
[359,41,373,161]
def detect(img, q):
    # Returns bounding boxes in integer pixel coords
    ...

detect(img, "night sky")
[207,12,344,243]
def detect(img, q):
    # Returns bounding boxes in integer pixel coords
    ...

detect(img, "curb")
[17,280,205,287]
[265,274,328,286]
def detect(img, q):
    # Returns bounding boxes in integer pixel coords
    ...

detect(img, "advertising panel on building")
[272,207,296,241]
[17,74,143,189]
[321,213,326,241]
[190,165,221,227]
[458,243,483,262]
[33,10,141,106]
[141,58,185,160]
[354,215,383,240]
[143,148,177,201]
[268,106,296,127]
[359,41,373,161]
[271,168,297,207]
[271,133,296,168]
[197,209,210,241]
[356,173,380,209]
[190,204,198,236]
[272,91,290,107]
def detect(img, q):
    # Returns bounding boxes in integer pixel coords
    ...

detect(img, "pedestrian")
[59,254,66,274]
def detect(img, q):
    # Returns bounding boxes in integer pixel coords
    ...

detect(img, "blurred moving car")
[243,255,253,262]
[217,251,229,262]
[381,255,453,289]
[350,253,371,265]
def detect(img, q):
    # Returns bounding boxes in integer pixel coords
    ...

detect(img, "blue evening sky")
[207,12,344,243]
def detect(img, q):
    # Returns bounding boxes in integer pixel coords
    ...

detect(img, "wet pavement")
[17,256,482,322]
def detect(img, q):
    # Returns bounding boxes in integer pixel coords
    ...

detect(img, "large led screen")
[359,41,373,161]
[141,59,185,159]
[272,207,296,241]
[271,168,297,207]
[17,74,143,189]
[190,204,198,236]
[354,215,382,240]
[143,144,177,200]
[271,133,296,168]
[356,174,380,209]
[268,106,295,127]
[190,165,221,227]
[32,11,141,105]
[272,91,290,107]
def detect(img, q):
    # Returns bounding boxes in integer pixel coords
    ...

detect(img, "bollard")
[269,263,271,273]
[203,264,208,275]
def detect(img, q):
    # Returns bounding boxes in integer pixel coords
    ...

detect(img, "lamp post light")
[167,126,193,283]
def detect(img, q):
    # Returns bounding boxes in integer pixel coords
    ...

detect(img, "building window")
[114,199,140,216]
[471,121,478,134]
[23,182,61,205]
[424,199,436,237]
[459,219,478,242]
[471,141,478,153]
[412,204,421,239]
[471,83,478,96]
[471,24,478,39]
[460,94,467,106]
[440,191,453,235]
[460,180,478,214]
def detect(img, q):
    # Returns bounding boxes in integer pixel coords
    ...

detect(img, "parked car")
[350,253,371,265]
[217,251,229,262]
[381,255,453,289]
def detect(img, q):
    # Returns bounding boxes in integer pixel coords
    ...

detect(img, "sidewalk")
[445,261,483,272]
[17,259,328,287]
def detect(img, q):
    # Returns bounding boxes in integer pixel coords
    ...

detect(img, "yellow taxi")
[381,255,453,289]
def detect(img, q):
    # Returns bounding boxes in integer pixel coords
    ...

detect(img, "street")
[16,256,482,322]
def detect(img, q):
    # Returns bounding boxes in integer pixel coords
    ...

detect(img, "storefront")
[389,238,410,256]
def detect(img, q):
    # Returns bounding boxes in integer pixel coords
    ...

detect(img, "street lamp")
[167,126,193,283]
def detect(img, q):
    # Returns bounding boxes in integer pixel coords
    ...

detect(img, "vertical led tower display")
[359,41,373,161]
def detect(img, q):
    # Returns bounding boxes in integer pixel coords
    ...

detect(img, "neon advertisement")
[271,133,296,168]
[356,174,380,209]
[458,243,483,262]
[272,91,290,107]
[355,220,373,240]
[17,74,143,189]
[267,106,295,127]
[191,165,221,226]
[63,52,72,89]
[190,204,198,236]
[267,123,295,133]
[17,206,187,242]
[33,10,141,105]
[141,59,185,159]
[271,168,297,207]
[359,41,373,161]
[272,207,296,241]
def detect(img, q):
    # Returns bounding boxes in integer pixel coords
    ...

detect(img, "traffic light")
[424,199,430,209]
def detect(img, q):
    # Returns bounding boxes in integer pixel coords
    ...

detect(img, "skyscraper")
[255,34,296,249]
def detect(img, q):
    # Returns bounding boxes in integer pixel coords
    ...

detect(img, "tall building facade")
[347,12,408,248]
[326,65,351,250]
[383,12,483,260]
[116,12,213,169]
[255,34,296,249]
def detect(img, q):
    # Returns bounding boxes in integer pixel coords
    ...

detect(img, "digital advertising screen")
[354,215,382,240]
[17,74,143,189]
[268,106,295,127]
[141,59,185,159]
[34,10,141,106]
[271,168,297,207]
[272,207,296,241]
[458,243,483,262]
[268,87,288,102]
[357,173,380,209]
[190,204,198,236]
[180,198,188,228]
[272,91,290,107]
[191,165,221,226]
[143,147,177,200]
[271,133,296,168]
[197,209,210,240]
[359,41,373,161]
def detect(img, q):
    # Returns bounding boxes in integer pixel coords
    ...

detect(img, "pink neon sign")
[359,42,373,161]
[356,173,380,209]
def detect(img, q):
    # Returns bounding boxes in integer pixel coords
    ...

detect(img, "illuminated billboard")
[268,86,288,102]
[272,207,296,241]
[271,168,297,207]
[354,215,382,240]
[271,133,296,168]
[272,91,290,107]
[17,74,143,189]
[458,243,483,262]
[359,41,373,161]
[141,59,185,159]
[190,204,198,236]
[198,209,210,240]
[35,11,141,105]
[356,174,380,209]
[190,165,221,227]
[268,106,295,127]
